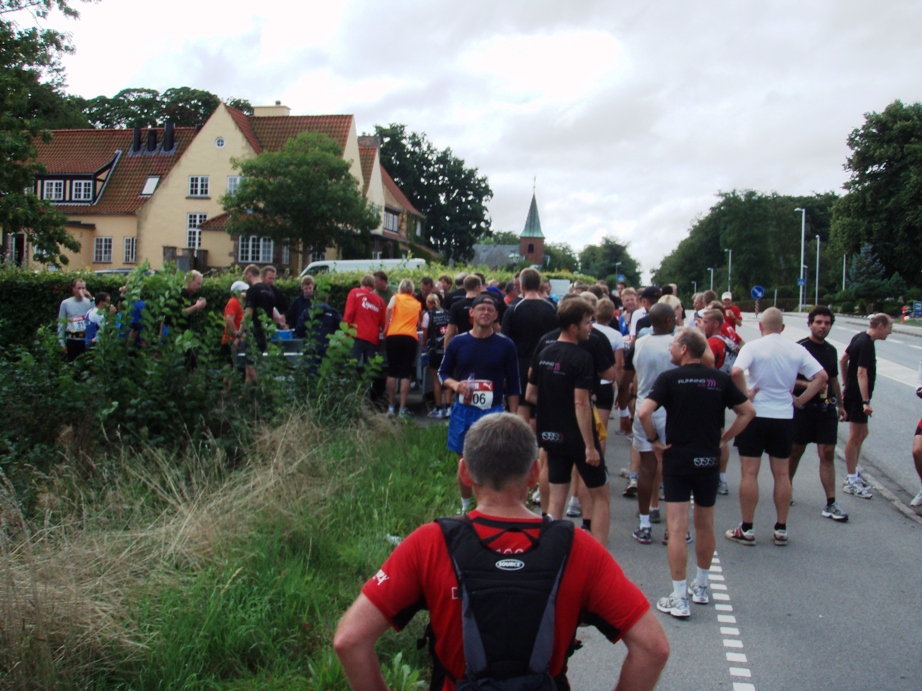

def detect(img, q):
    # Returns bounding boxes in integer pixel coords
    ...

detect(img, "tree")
[653,190,840,300]
[478,230,519,246]
[373,123,493,263]
[79,87,253,128]
[578,237,642,286]
[840,243,905,312]
[0,0,86,266]
[831,100,922,288]
[544,241,579,272]
[221,131,380,259]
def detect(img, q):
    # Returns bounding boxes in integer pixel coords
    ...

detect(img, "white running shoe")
[688,583,710,605]
[844,481,873,499]
[657,593,690,618]
[911,488,922,508]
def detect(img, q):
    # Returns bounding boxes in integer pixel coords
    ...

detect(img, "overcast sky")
[40,0,922,278]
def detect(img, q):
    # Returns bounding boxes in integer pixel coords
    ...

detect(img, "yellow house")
[26,104,424,273]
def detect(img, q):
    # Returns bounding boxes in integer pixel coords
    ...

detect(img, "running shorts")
[547,442,609,489]
[735,416,794,458]
[793,406,838,446]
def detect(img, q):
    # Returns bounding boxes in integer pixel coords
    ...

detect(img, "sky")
[35,0,922,279]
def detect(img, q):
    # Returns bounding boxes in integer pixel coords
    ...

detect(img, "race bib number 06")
[465,380,494,410]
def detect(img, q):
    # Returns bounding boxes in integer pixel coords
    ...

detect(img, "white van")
[300,258,427,277]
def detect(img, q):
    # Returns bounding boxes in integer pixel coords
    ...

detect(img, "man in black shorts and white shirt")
[527,297,611,546]
[727,308,828,547]
[840,313,893,498]
[789,307,849,521]
[640,328,754,618]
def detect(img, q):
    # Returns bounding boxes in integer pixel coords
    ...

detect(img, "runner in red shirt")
[722,292,743,328]
[343,274,387,368]
[335,413,669,691]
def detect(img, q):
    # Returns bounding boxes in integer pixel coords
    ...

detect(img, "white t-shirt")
[733,333,824,419]
[633,333,676,401]
[629,307,648,338]
[593,323,625,385]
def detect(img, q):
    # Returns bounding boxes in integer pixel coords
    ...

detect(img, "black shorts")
[735,417,794,459]
[663,467,719,507]
[351,338,381,368]
[385,335,418,379]
[793,406,838,446]
[547,443,609,489]
[594,382,615,411]
[428,351,444,372]
[844,395,869,425]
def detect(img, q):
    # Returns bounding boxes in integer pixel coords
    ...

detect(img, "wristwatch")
[649,433,660,443]
[862,399,871,406]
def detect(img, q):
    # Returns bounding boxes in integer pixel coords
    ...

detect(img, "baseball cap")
[640,286,661,301]
[471,293,500,310]
[231,280,249,293]
[722,292,733,301]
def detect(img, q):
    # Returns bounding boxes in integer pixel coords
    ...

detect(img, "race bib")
[67,314,86,334]
[464,380,494,410]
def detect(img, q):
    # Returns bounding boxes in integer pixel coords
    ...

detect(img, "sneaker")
[821,502,849,522]
[398,408,413,419]
[688,583,710,605]
[632,526,652,544]
[619,468,631,478]
[911,488,922,508]
[656,593,690,618]
[662,530,693,545]
[444,406,452,418]
[844,473,871,489]
[725,524,756,546]
[623,477,638,497]
[717,480,729,496]
[386,406,396,418]
[649,508,661,524]
[427,408,442,419]
[773,528,788,546]
[843,481,873,499]
[566,500,582,518]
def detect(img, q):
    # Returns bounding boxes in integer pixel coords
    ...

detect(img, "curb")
[835,448,922,526]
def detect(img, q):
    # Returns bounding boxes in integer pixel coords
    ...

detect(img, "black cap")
[640,286,661,301]
[471,293,500,309]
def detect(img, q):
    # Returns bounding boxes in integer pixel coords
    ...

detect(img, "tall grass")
[0,411,453,690]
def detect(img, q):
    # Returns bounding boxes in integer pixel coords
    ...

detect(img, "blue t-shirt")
[438,332,521,403]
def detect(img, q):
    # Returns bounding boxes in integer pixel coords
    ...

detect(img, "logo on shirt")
[374,569,389,585]
[693,457,718,468]
[361,297,381,313]
[538,359,562,372]
[495,558,525,571]
[677,377,719,389]
[541,431,563,442]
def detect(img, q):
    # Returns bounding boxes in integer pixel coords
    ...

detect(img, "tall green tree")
[654,190,840,300]
[373,123,493,263]
[221,131,380,259]
[831,100,922,288]
[578,237,641,286]
[79,87,252,128]
[0,0,87,266]
[544,241,579,273]
[478,230,519,246]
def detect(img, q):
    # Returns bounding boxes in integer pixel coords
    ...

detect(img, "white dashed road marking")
[710,553,757,689]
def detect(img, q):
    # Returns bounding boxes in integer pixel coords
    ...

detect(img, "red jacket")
[343,287,386,344]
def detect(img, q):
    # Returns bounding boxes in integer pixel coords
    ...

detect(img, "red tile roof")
[249,115,353,153]
[199,212,230,230]
[226,105,262,154]
[33,127,197,215]
[381,166,424,217]
[358,145,377,195]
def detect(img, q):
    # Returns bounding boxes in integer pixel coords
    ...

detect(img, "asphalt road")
[563,313,922,690]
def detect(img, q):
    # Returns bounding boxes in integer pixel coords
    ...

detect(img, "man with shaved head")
[726,307,828,548]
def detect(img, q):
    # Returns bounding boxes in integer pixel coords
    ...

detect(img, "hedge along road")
[562,312,922,691]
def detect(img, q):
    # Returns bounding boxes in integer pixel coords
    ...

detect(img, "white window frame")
[384,210,400,232]
[72,180,93,201]
[123,237,137,264]
[281,245,290,267]
[43,180,64,200]
[371,250,383,260]
[188,175,210,197]
[238,236,274,263]
[141,175,160,196]
[226,176,241,196]
[310,247,326,263]
[93,237,113,263]
[187,213,207,249]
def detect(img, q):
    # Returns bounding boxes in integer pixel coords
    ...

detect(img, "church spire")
[520,188,545,239]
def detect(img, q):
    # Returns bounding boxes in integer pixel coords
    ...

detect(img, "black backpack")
[427,515,574,691]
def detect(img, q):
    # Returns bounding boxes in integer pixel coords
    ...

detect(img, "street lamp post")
[815,235,821,306]
[724,249,732,295]
[692,280,697,294]
[795,207,806,311]
[614,261,622,280]
[707,267,714,291]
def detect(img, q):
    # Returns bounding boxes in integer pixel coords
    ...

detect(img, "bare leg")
[817,444,837,499]
[789,443,807,483]
[739,455,762,523]
[430,369,442,408]
[386,376,397,408]
[769,456,792,524]
[665,501,691,580]
[694,505,716,570]
[637,450,657,515]
[398,377,411,409]
[588,483,611,546]
[538,448,549,513]
[650,457,662,512]
[548,483,569,521]
[913,435,922,482]
[844,422,869,475]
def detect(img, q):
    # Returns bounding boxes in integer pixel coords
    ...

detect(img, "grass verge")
[0,411,454,690]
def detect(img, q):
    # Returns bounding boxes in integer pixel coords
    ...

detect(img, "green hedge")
[0,264,598,351]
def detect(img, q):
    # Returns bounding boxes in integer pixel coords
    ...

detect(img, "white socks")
[673,579,687,601]
[696,567,709,588]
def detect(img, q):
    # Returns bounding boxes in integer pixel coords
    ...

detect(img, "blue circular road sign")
[751,285,765,299]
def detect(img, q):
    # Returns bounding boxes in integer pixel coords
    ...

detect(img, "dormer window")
[140,175,160,196]
[72,180,94,201]
[43,180,63,200]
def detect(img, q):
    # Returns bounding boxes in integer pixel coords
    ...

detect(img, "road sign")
[617,274,625,283]
[914,301,922,318]
[797,278,807,287]
[751,285,765,300]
